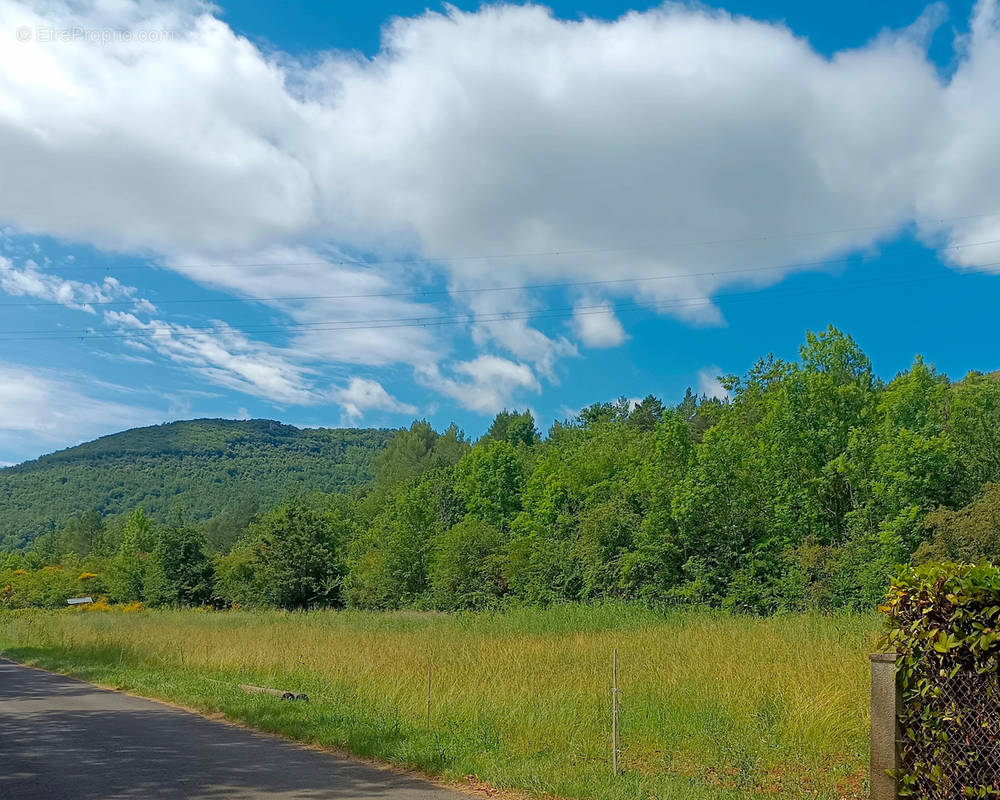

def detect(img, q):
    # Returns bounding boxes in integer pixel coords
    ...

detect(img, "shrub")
[881,562,1000,797]
[0,565,92,609]
[429,516,505,609]
[80,597,113,612]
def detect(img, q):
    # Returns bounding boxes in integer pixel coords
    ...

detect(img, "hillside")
[0,419,394,549]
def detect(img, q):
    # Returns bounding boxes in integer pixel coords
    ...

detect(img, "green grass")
[0,605,879,799]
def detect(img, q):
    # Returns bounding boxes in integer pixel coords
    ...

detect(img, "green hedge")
[881,562,1000,798]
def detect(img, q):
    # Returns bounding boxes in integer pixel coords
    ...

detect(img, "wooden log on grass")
[238,683,308,701]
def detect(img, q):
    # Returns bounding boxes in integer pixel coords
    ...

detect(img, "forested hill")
[0,419,393,549]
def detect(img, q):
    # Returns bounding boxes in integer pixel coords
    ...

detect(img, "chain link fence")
[900,664,1000,798]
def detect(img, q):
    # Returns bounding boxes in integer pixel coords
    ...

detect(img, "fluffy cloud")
[420,355,541,414]
[0,0,311,253]
[3,0,1000,413]
[573,302,627,348]
[334,377,417,422]
[0,255,142,312]
[913,3,1000,271]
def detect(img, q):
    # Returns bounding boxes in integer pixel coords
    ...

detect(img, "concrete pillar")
[870,653,900,800]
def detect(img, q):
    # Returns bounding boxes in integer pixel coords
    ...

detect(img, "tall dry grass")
[0,605,878,799]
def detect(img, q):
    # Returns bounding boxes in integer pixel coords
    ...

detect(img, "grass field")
[0,605,880,799]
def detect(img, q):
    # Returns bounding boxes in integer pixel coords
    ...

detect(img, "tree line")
[4,326,1000,613]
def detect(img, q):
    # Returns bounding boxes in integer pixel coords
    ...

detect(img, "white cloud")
[0,360,159,452]
[2,0,1000,408]
[573,302,627,348]
[0,255,143,312]
[0,2,946,275]
[334,377,417,422]
[295,0,946,318]
[163,245,441,368]
[104,310,319,405]
[0,1,312,254]
[420,356,540,414]
[698,366,729,401]
[913,0,1000,272]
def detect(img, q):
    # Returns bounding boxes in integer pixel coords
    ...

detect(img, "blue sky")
[1,0,1000,464]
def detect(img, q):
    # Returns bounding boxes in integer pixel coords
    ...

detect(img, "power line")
[20,210,1000,274]
[4,258,999,343]
[4,235,1000,310]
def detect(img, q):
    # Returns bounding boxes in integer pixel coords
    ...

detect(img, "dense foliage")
[881,563,1000,797]
[4,327,1000,612]
[0,419,393,549]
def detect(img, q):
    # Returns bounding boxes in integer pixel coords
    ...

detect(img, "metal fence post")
[426,663,432,732]
[611,648,619,776]
[870,653,900,800]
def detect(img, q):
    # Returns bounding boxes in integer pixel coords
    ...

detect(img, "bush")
[881,562,1000,797]
[429,516,505,609]
[0,564,96,609]
[914,483,1000,564]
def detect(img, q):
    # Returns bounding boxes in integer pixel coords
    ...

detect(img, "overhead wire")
[4,257,1000,343]
[2,235,1000,311]
[1,210,998,344]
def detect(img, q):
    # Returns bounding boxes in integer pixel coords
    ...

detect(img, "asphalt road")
[0,659,468,800]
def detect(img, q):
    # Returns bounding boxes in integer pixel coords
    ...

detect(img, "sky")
[1,0,999,465]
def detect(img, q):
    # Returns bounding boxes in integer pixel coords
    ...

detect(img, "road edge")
[0,654,533,800]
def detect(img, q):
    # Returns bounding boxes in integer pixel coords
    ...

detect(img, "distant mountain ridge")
[0,419,394,549]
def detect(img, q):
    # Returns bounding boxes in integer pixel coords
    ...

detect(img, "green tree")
[434,423,472,467]
[203,496,259,553]
[345,475,444,608]
[673,328,878,609]
[621,413,693,601]
[833,357,954,607]
[213,545,258,608]
[483,410,540,447]
[373,420,440,488]
[241,505,347,609]
[143,525,214,607]
[106,508,155,603]
[29,510,107,563]
[453,440,525,530]
[429,516,505,609]
[950,372,1000,503]
[629,395,666,432]
[506,416,647,602]
[575,498,641,598]
[578,397,631,427]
